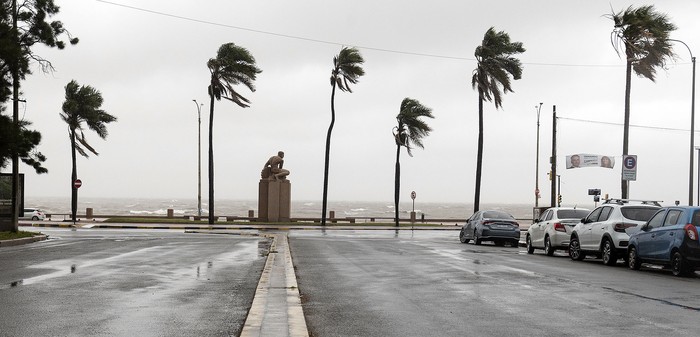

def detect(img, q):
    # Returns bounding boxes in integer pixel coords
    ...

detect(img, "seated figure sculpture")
[261,151,290,180]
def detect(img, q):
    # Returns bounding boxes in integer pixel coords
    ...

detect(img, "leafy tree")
[60,80,116,223]
[322,47,364,226]
[392,98,433,227]
[608,5,676,199]
[0,0,77,231]
[471,27,524,213]
[0,112,46,173]
[206,43,261,224]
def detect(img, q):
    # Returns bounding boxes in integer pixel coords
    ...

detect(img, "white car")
[569,199,660,266]
[526,207,590,256]
[20,208,45,221]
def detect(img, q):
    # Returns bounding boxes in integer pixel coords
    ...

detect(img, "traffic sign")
[74,179,82,189]
[411,191,416,200]
[622,155,637,181]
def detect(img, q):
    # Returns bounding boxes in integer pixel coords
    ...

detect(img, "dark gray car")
[459,210,520,247]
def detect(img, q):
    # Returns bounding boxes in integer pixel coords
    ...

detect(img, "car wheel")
[526,236,534,254]
[569,236,585,261]
[32,216,39,220]
[672,252,690,277]
[459,230,470,244]
[544,236,554,256]
[474,230,481,245]
[602,239,617,266]
[628,247,641,270]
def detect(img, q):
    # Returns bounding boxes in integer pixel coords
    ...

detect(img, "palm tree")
[207,42,261,224]
[322,47,364,226]
[392,98,434,227]
[60,80,116,222]
[471,27,525,213]
[609,5,676,199]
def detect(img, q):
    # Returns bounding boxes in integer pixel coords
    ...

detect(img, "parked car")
[569,199,660,265]
[526,207,590,256]
[459,210,520,247]
[627,206,700,276]
[20,208,45,221]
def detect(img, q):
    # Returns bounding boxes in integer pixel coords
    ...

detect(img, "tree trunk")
[322,82,337,226]
[474,91,484,213]
[8,0,19,232]
[394,144,401,227]
[621,59,632,199]
[70,130,78,224]
[208,93,215,224]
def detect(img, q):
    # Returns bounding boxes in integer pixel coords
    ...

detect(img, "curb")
[0,234,48,247]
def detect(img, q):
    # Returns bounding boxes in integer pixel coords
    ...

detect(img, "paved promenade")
[5,220,530,336]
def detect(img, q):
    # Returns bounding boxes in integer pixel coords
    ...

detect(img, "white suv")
[569,199,660,266]
[527,207,590,256]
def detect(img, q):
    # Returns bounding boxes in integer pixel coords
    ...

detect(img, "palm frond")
[331,47,365,93]
[395,97,434,157]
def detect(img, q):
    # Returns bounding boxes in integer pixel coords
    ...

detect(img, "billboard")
[566,154,615,169]
[0,173,23,217]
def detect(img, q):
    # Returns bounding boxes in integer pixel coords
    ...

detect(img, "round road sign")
[411,191,416,200]
[623,155,637,169]
[74,179,82,189]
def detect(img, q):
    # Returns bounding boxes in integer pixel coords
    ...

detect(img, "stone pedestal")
[258,179,291,222]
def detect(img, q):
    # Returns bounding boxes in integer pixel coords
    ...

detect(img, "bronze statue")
[261,151,290,180]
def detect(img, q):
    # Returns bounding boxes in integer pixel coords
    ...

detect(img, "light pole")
[535,102,543,208]
[696,146,700,206]
[192,100,203,217]
[670,39,696,206]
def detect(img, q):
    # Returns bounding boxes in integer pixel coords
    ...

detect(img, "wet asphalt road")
[0,228,269,337]
[289,230,700,337]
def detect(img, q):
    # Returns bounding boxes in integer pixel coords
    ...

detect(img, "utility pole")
[535,103,543,208]
[550,105,557,208]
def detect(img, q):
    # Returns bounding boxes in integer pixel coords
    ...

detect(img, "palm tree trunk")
[208,94,215,224]
[394,144,401,227]
[621,59,632,199]
[70,130,78,223]
[322,83,337,226]
[474,92,484,213]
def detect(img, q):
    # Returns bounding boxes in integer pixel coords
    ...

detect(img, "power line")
[559,116,698,133]
[95,0,633,67]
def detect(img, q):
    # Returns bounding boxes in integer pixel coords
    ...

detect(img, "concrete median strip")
[241,233,309,337]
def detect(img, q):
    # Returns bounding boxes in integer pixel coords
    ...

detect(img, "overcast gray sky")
[11,0,700,208]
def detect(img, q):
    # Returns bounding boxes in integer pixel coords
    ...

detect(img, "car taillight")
[685,224,699,241]
[554,223,566,232]
[614,223,637,232]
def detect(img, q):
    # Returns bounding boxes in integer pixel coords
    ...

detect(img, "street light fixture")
[192,100,203,217]
[669,39,696,206]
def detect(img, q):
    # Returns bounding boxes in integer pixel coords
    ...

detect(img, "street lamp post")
[696,146,700,206]
[670,39,696,206]
[192,100,203,217]
[535,103,543,208]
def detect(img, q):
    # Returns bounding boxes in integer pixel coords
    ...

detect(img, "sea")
[23,196,536,221]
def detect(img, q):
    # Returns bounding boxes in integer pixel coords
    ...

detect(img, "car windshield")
[482,211,513,220]
[620,206,660,221]
[557,209,589,219]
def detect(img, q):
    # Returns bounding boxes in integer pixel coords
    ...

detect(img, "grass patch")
[0,231,40,240]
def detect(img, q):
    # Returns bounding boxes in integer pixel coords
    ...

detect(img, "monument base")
[258,179,291,222]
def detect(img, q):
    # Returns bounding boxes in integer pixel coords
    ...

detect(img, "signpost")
[622,155,637,181]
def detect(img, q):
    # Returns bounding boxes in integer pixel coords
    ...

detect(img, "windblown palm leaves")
[608,5,676,198]
[60,80,116,222]
[471,27,524,213]
[393,98,433,226]
[321,47,364,226]
[206,42,261,224]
